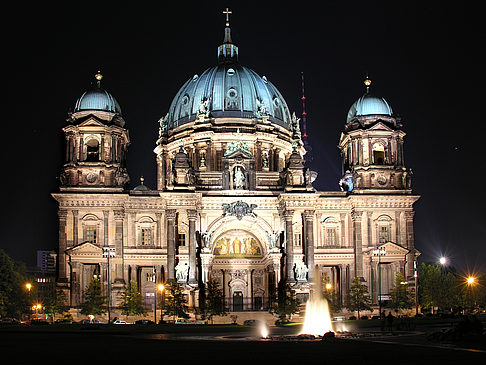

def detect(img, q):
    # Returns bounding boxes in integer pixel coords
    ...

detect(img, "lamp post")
[157,284,165,324]
[414,259,418,316]
[373,246,386,318]
[102,247,116,324]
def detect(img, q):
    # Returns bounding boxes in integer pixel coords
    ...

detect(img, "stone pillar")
[405,211,415,277]
[284,210,295,282]
[72,210,79,246]
[303,210,315,282]
[58,210,68,282]
[114,210,124,282]
[155,212,162,248]
[166,209,177,280]
[103,210,109,246]
[187,209,198,285]
[351,211,364,279]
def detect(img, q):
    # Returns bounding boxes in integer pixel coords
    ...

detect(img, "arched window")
[86,138,100,162]
[372,143,385,165]
[320,217,340,247]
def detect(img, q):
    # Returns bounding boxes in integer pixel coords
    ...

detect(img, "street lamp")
[439,256,447,266]
[102,246,116,323]
[372,246,386,318]
[157,284,165,324]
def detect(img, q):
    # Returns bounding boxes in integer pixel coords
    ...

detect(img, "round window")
[227,88,237,99]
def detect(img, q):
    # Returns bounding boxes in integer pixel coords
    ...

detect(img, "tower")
[59,71,130,191]
[338,77,411,193]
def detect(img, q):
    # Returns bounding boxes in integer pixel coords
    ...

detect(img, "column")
[166,209,177,280]
[58,210,68,282]
[284,210,295,282]
[187,209,197,285]
[114,210,124,282]
[351,211,363,279]
[103,210,109,246]
[405,210,415,277]
[72,210,79,246]
[303,210,315,282]
[155,212,162,248]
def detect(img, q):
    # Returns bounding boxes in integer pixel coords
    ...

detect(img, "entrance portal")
[233,291,243,312]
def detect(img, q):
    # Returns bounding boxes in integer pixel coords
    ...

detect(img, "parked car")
[332,316,346,321]
[113,319,130,325]
[243,319,267,327]
[134,319,155,325]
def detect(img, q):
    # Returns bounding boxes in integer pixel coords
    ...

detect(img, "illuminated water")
[299,271,333,336]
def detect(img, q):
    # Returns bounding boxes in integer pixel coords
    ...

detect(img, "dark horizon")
[3,2,484,276]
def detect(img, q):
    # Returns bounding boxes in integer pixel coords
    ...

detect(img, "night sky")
[4,1,485,274]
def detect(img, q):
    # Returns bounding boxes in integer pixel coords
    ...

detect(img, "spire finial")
[95,70,103,88]
[223,7,232,26]
[364,74,371,94]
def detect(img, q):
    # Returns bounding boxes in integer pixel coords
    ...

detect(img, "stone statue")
[158,113,169,137]
[201,231,212,248]
[294,261,308,281]
[175,262,189,282]
[234,166,245,189]
[198,97,210,118]
[291,112,301,133]
[269,231,279,248]
[222,200,257,220]
[262,152,269,168]
[256,98,267,117]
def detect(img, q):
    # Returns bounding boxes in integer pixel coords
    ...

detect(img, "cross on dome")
[223,8,232,26]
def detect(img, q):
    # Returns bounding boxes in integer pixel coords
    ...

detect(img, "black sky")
[4,1,485,275]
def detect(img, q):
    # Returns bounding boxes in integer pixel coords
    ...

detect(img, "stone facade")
[52,20,419,316]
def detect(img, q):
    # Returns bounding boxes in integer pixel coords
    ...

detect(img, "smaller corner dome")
[74,87,122,115]
[346,94,392,123]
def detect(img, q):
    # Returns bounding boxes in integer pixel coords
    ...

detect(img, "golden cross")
[223,8,232,26]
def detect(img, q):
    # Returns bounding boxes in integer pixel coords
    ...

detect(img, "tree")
[204,279,227,323]
[45,288,69,319]
[119,281,146,317]
[345,276,371,318]
[0,249,29,319]
[389,272,413,311]
[163,279,188,320]
[269,281,300,322]
[321,272,342,313]
[80,277,107,316]
[418,263,458,313]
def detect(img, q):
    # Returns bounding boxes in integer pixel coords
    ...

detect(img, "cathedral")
[52,12,419,317]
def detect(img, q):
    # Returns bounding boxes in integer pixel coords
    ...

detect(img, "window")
[86,139,100,162]
[326,227,338,246]
[178,233,186,247]
[86,226,97,244]
[372,143,385,165]
[379,225,390,243]
[294,233,302,247]
[141,228,152,246]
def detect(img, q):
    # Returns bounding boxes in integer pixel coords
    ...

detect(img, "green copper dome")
[74,72,122,115]
[346,94,393,123]
[163,24,292,131]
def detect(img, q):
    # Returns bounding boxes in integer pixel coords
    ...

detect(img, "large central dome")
[164,24,292,131]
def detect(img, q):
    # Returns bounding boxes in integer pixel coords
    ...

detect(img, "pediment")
[368,121,393,132]
[223,149,253,159]
[375,241,410,256]
[78,117,106,128]
[65,241,103,256]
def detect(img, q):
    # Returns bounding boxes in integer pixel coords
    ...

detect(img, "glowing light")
[157,284,165,292]
[467,276,475,285]
[259,322,269,338]
[25,283,32,291]
[439,257,447,265]
[300,270,333,336]
[325,283,332,290]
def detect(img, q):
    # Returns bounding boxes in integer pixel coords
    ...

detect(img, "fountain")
[299,269,333,336]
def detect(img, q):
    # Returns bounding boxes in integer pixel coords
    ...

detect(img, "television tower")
[301,72,313,166]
